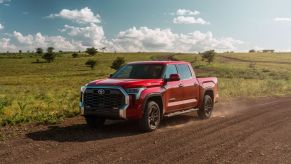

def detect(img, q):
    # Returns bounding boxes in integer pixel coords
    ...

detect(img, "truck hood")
[87,78,164,88]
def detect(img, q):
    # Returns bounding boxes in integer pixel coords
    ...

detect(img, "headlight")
[125,88,145,99]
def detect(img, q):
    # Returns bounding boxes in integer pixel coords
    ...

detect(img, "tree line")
[21,46,216,70]
[33,46,125,71]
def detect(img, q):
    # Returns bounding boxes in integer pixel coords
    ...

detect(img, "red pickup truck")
[80,61,218,131]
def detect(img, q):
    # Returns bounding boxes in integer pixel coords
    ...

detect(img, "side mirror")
[168,74,180,81]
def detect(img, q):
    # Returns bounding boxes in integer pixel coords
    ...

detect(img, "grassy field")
[0,52,291,127]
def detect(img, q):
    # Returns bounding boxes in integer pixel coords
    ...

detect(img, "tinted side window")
[177,64,192,79]
[164,64,178,79]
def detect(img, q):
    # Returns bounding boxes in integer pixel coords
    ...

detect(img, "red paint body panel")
[197,77,219,103]
[87,78,164,88]
[82,61,218,120]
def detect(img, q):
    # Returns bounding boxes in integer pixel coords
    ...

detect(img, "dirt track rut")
[0,96,291,164]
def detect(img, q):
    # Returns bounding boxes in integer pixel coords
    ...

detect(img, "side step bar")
[164,108,199,117]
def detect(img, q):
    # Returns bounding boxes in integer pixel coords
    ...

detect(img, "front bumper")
[80,86,129,119]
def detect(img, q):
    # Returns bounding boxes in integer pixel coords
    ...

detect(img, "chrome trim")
[119,110,126,119]
[135,88,145,100]
[80,102,85,115]
[80,89,85,115]
[80,86,86,93]
[79,85,129,119]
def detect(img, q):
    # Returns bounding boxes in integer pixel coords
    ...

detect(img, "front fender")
[140,87,165,113]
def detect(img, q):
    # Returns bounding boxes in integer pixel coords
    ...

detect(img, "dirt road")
[1,96,291,164]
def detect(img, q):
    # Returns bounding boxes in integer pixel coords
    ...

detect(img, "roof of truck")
[128,61,190,65]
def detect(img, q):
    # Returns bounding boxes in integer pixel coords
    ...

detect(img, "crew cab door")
[176,64,199,109]
[163,64,184,112]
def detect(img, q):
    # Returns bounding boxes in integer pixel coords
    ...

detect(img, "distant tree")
[36,48,43,55]
[85,59,98,69]
[42,53,55,63]
[47,47,54,54]
[111,57,125,70]
[201,50,216,64]
[42,47,56,63]
[19,50,22,54]
[249,49,256,53]
[85,47,98,56]
[72,52,79,58]
[101,47,107,52]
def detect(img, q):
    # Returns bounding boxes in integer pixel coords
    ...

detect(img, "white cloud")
[0,0,10,6]
[60,23,110,48]
[1,27,243,52]
[48,7,108,48]
[12,31,85,51]
[112,27,243,52]
[273,17,291,22]
[112,27,176,52]
[0,23,4,30]
[1,6,243,53]
[176,9,200,16]
[47,7,101,24]
[0,7,110,52]
[13,31,34,44]
[173,16,209,25]
[173,9,209,25]
[0,0,10,4]
[0,38,17,51]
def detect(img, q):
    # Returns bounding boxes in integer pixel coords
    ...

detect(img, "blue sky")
[1,0,291,52]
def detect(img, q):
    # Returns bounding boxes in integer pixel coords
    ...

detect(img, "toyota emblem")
[98,89,105,95]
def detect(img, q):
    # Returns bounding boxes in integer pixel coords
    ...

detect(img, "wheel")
[139,101,161,132]
[197,95,213,119]
[85,116,105,128]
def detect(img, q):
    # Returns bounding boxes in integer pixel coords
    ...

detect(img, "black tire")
[197,95,213,119]
[139,101,161,132]
[85,116,105,128]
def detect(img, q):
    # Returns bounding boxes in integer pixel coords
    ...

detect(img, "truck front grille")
[83,88,125,111]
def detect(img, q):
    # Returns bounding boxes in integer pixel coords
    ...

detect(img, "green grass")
[222,52,291,62]
[0,53,153,126]
[0,52,291,126]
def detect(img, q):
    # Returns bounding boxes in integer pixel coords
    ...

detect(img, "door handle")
[179,84,184,87]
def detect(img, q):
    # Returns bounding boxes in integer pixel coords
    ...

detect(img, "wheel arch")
[143,93,164,117]
[204,89,214,100]
[199,88,214,108]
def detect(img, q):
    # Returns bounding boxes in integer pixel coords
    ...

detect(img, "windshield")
[111,64,165,79]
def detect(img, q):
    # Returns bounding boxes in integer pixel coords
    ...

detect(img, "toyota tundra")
[80,61,218,131]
